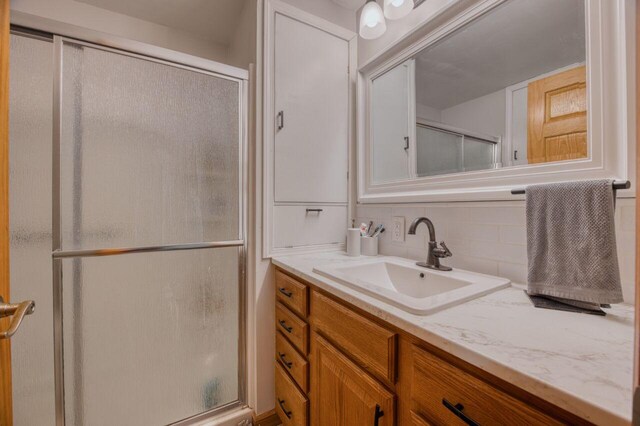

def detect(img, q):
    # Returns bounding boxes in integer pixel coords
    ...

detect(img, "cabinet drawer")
[410,345,562,426]
[276,331,309,392]
[273,205,347,248]
[410,411,433,426]
[276,302,309,354]
[275,269,308,317]
[276,362,309,426]
[310,290,396,384]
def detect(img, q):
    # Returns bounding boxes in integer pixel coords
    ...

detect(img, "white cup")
[346,228,361,256]
[361,236,378,256]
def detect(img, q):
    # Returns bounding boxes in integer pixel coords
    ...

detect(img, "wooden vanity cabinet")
[274,267,589,426]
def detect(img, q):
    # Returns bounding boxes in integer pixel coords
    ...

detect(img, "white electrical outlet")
[392,216,405,242]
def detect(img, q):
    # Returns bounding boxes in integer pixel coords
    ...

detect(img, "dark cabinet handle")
[278,319,293,333]
[374,404,384,426]
[279,287,293,298]
[404,136,410,151]
[278,352,293,368]
[305,208,323,213]
[278,398,292,419]
[277,111,284,130]
[442,399,479,426]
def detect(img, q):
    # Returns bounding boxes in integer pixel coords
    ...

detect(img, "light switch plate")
[392,216,405,242]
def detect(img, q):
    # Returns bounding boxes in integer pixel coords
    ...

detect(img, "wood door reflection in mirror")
[527,65,587,164]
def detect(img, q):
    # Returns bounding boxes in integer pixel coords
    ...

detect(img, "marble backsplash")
[356,198,636,304]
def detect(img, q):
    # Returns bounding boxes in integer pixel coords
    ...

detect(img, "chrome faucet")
[408,217,452,271]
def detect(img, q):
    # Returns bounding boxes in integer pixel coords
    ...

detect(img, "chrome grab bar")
[0,296,35,339]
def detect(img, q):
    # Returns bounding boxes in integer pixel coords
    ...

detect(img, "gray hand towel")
[526,179,623,306]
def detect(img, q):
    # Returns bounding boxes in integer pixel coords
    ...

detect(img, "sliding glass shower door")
[9,31,246,426]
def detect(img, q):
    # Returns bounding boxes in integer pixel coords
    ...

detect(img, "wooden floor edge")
[252,408,280,426]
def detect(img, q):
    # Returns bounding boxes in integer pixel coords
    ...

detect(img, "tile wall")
[356,198,636,304]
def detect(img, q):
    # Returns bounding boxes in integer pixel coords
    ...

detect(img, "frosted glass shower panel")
[464,137,496,171]
[61,247,240,426]
[59,41,241,250]
[416,126,462,177]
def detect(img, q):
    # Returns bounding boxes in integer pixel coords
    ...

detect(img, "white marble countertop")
[272,251,634,426]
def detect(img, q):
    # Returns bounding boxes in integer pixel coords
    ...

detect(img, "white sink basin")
[313,257,510,315]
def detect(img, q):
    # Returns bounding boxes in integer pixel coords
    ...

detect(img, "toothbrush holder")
[361,236,379,256]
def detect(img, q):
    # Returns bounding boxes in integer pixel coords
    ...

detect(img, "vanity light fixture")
[384,0,413,20]
[359,0,387,40]
[360,0,425,39]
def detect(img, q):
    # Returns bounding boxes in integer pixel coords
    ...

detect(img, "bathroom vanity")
[271,253,633,426]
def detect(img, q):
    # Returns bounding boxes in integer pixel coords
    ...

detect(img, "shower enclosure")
[9,29,247,425]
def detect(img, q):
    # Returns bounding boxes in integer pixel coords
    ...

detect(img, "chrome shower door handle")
[0,296,35,339]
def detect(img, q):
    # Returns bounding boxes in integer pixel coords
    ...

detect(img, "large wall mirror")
[372,0,586,183]
[359,0,632,202]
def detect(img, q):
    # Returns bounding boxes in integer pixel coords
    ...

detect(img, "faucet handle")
[434,241,452,258]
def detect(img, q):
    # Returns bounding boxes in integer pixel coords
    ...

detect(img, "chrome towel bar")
[510,180,630,195]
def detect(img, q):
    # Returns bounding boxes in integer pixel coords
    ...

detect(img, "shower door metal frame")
[50,35,249,426]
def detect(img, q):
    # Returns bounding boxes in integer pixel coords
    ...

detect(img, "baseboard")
[252,409,280,426]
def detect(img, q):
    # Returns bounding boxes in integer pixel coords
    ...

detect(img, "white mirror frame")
[357,0,635,203]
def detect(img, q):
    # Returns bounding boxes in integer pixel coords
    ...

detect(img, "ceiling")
[414,0,586,110]
[75,0,249,46]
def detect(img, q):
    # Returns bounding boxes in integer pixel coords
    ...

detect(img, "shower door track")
[11,25,250,426]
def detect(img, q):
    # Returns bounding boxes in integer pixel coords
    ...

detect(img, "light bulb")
[384,0,413,20]
[359,0,387,40]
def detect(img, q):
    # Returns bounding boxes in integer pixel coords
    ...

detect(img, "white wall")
[228,0,258,69]
[416,89,505,169]
[416,103,441,122]
[440,89,505,139]
[11,0,231,62]
[356,198,637,305]
[416,89,506,137]
[282,0,356,31]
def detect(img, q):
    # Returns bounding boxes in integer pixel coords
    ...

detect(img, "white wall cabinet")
[274,13,349,203]
[264,0,355,254]
[371,59,415,183]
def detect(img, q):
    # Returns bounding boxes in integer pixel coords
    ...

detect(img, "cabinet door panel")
[371,59,414,182]
[274,13,349,203]
[311,333,394,426]
[273,205,347,248]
